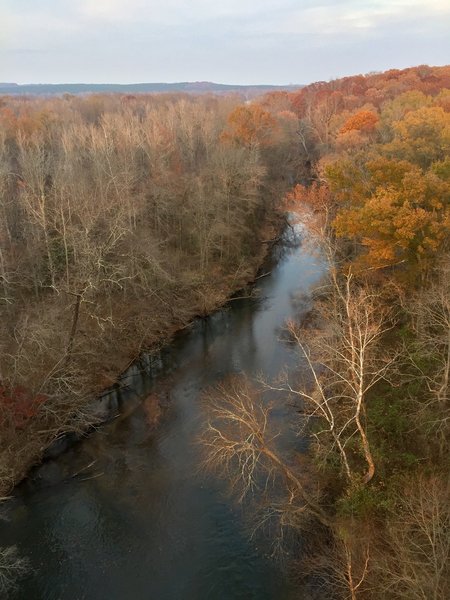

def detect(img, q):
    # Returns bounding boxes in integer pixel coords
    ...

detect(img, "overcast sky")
[1,0,449,85]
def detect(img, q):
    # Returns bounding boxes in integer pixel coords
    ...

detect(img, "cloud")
[77,1,295,23]
[75,0,450,29]
[5,1,450,42]
[238,0,450,37]
[1,0,449,84]
[79,0,145,22]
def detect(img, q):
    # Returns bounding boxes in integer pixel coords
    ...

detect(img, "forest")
[202,64,450,599]
[0,90,305,495]
[0,64,449,598]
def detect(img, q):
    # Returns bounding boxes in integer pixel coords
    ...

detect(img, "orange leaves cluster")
[288,65,450,120]
[221,104,278,148]
[334,190,448,268]
[285,182,332,213]
[340,110,379,134]
[331,155,450,272]
[317,77,450,278]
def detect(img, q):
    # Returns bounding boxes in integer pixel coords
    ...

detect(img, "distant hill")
[0,81,303,97]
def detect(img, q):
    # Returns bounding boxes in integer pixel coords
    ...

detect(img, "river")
[1,220,325,600]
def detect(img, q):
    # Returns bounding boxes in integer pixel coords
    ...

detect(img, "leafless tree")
[274,270,397,484]
[373,475,450,600]
[0,545,29,595]
[201,375,330,529]
[412,257,450,401]
[0,92,280,495]
[200,374,376,598]
[300,534,370,600]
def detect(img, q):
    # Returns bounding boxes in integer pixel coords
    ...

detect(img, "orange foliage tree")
[221,104,277,147]
[330,158,450,274]
[339,110,379,134]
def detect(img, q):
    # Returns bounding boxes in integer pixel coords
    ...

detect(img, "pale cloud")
[77,1,294,23]
[79,0,146,22]
[76,0,450,29]
[242,0,450,37]
[1,0,449,84]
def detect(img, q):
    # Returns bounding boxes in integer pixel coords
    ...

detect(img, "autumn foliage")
[331,107,450,273]
[273,65,450,279]
[1,64,449,530]
[0,92,289,493]
[271,65,450,600]
[221,104,278,147]
[339,110,378,134]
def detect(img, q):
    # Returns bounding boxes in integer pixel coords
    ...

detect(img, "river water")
[1,222,325,600]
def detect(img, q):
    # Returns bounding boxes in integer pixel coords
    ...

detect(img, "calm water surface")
[2,223,325,600]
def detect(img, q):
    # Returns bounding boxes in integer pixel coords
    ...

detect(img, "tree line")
[0,91,302,497]
[202,64,450,599]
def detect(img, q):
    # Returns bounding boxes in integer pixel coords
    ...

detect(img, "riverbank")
[0,212,283,497]
[2,208,326,600]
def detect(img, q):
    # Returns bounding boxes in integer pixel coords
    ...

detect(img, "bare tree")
[0,545,29,595]
[201,375,330,528]
[279,270,397,484]
[300,535,370,600]
[0,92,281,496]
[410,255,450,402]
[374,475,450,600]
[200,374,376,599]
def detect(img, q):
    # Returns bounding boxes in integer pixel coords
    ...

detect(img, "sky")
[1,0,450,85]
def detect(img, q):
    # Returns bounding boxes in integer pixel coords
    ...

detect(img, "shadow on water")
[1,221,326,600]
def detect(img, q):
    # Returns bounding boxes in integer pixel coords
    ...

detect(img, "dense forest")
[0,91,306,495]
[202,64,450,599]
[0,64,449,597]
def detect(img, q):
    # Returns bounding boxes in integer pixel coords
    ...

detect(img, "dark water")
[1,223,325,600]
